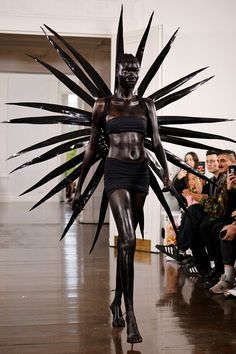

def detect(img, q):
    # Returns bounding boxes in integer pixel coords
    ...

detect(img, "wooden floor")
[0,202,236,354]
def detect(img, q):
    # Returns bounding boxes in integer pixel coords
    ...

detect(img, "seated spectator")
[156,150,220,270]
[197,150,236,285]
[209,212,236,294]
[156,172,204,265]
[172,151,199,206]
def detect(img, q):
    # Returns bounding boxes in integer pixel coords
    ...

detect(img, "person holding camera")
[172,151,200,206]
[196,150,236,287]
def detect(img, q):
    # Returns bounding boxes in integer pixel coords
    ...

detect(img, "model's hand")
[162,176,172,192]
[72,191,81,212]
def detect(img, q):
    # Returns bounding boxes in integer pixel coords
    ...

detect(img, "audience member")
[209,212,236,294]
[196,150,236,285]
[157,151,206,264]
[156,150,233,276]
[172,151,199,206]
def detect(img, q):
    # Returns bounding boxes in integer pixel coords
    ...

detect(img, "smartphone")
[228,165,236,175]
[198,161,205,174]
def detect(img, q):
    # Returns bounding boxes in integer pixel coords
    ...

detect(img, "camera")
[228,165,236,175]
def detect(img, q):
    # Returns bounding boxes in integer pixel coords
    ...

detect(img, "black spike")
[43,24,111,97]
[136,12,154,65]
[27,54,95,107]
[89,189,109,254]
[155,77,214,110]
[159,126,236,143]
[20,152,85,196]
[41,27,103,98]
[149,67,208,101]
[158,115,233,125]
[7,129,90,159]
[114,5,124,91]
[60,158,105,240]
[149,168,178,235]
[10,137,89,174]
[3,115,91,126]
[6,102,91,119]
[138,28,180,97]
[160,135,220,151]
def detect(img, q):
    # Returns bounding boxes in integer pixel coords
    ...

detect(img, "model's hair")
[116,53,140,69]
[184,151,199,168]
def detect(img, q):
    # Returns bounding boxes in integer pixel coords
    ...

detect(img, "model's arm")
[72,99,104,210]
[145,98,171,190]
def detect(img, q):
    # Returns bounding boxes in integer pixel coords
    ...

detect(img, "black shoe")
[199,268,221,280]
[182,264,199,277]
[156,244,194,265]
[155,244,178,260]
[177,253,194,266]
[200,268,222,289]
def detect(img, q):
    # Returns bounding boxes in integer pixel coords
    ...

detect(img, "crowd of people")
[156,149,236,298]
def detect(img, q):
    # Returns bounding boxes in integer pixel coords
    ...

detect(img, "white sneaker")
[209,275,234,294]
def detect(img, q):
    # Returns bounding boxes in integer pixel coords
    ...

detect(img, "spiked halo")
[4,8,235,252]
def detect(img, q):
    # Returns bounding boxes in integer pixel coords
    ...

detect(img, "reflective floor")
[0,202,236,354]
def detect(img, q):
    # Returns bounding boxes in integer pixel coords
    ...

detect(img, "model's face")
[217,154,232,173]
[206,154,219,174]
[117,61,140,89]
[185,154,195,168]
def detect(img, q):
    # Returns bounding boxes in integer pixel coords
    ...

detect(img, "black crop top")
[106,116,147,135]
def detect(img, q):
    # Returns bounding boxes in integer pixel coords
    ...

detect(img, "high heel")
[110,300,125,327]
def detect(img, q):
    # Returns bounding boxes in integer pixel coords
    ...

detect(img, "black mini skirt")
[104,157,149,198]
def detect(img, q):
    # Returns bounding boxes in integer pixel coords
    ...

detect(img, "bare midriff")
[107,132,146,161]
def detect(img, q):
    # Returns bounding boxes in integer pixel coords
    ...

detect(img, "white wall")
[0,73,62,202]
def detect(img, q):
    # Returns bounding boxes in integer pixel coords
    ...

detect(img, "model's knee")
[119,238,135,253]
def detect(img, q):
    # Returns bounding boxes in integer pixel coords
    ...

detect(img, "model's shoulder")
[142,97,155,106]
[95,96,112,109]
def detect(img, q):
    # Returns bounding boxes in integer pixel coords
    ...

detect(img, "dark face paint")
[116,61,140,89]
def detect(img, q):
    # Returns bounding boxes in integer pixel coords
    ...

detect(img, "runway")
[0,202,235,354]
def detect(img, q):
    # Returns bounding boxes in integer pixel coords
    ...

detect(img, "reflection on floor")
[0,202,236,354]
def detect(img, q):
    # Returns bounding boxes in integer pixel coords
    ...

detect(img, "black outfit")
[221,236,236,266]
[172,174,188,206]
[104,157,149,198]
[104,99,149,198]
[200,186,236,273]
[177,204,211,273]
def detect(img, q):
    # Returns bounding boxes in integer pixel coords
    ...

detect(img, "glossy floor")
[0,202,236,354]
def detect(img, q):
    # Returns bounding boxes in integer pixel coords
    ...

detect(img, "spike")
[138,28,180,96]
[136,12,154,65]
[27,54,95,107]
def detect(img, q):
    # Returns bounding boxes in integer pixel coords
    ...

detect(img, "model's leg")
[110,192,146,328]
[109,189,142,344]
[110,237,125,327]
[131,192,147,232]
